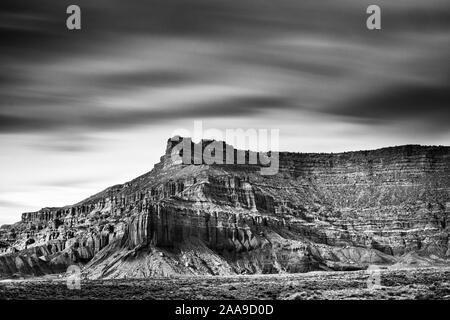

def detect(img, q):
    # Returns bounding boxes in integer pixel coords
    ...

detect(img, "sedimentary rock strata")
[0,138,448,279]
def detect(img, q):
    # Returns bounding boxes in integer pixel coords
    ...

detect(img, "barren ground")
[1,267,450,300]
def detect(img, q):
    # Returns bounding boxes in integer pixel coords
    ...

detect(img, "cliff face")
[0,138,449,279]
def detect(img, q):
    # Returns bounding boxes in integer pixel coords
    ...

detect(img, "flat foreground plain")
[1,267,450,300]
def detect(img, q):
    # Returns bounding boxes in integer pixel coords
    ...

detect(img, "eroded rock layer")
[0,138,449,279]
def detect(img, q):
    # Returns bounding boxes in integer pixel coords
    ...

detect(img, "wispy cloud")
[1,0,449,138]
[0,199,26,208]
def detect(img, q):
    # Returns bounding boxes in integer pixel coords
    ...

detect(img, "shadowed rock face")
[0,138,449,279]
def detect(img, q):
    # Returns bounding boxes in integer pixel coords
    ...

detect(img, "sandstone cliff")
[0,138,449,279]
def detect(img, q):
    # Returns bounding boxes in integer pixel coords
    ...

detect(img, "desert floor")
[1,267,450,300]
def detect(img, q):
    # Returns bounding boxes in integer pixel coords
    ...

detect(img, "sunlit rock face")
[0,138,449,279]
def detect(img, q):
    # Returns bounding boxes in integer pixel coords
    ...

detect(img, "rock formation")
[0,137,449,279]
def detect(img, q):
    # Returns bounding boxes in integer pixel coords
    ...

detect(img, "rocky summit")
[0,137,449,279]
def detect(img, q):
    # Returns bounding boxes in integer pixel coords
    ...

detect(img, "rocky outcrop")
[0,138,448,279]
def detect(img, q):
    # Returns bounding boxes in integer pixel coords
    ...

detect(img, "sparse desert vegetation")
[1,267,450,300]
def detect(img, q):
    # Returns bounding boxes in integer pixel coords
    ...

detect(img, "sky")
[1,0,449,225]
